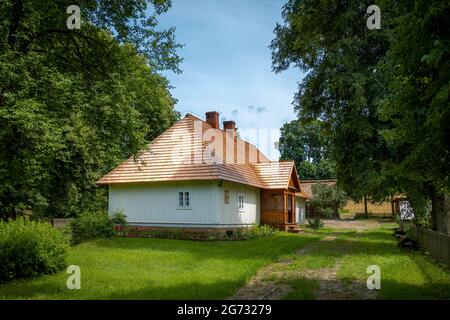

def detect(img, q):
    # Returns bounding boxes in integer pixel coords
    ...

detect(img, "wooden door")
[287,194,294,223]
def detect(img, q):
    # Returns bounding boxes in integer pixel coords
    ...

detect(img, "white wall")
[295,196,306,224]
[109,180,220,227]
[219,181,260,227]
[108,180,261,228]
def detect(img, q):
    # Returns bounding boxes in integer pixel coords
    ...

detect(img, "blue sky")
[158,0,306,160]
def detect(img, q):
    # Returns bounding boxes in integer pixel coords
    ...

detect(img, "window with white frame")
[178,192,190,208]
[238,194,244,211]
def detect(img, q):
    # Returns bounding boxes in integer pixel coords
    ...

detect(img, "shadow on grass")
[282,277,450,300]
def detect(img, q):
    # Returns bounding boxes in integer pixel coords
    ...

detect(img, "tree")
[272,0,449,232]
[271,0,395,204]
[278,119,335,179]
[379,0,450,232]
[310,183,347,218]
[0,1,181,219]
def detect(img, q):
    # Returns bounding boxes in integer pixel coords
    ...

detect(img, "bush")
[242,224,275,239]
[110,211,128,236]
[307,217,324,230]
[69,211,115,244]
[318,207,334,218]
[0,218,70,282]
[110,211,128,227]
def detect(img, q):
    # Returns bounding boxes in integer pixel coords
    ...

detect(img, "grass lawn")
[0,233,318,300]
[1,220,449,300]
[280,223,450,300]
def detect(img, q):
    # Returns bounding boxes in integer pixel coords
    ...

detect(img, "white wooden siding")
[295,196,306,224]
[219,181,260,226]
[108,180,220,227]
[109,180,262,228]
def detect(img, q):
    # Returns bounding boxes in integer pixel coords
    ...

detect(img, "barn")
[97,111,308,233]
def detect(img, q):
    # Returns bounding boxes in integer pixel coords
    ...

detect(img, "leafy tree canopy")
[0,1,181,219]
[278,119,335,179]
[271,0,395,202]
[310,183,347,218]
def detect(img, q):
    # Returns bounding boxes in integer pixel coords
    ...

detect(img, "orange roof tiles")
[97,114,305,193]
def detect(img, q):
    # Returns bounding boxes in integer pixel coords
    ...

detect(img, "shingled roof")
[97,113,306,195]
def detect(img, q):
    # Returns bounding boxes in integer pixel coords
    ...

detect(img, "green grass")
[2,221,450,300]
[337,226,450,299]
[281,223,450,300]
[283,278,319,300]
[0,233,318,300]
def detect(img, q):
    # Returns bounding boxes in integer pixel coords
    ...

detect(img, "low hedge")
[127,224,276,241]
[0,218,70,282]
[68,211,115,245]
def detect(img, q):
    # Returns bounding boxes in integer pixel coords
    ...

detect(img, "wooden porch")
[260,189,303,232]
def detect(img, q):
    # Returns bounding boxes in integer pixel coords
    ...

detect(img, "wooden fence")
[415,226,450,267]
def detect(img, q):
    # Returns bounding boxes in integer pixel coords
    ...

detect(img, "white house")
[97,111,308,233]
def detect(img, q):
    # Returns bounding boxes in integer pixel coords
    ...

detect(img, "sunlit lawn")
[0,233,318,300]
[1,220,449,300]
[282,223,450,300]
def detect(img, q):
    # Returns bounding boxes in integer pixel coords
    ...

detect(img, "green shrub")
[240,224,275,239]
[0,218,70,282]
[318,207,334,218]
[307,217,324,230]
[110,211,128,227]
[69,211,114,244]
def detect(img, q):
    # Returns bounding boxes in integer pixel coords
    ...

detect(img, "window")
[178,192,190,208]
[238,194,244,211]
[185,192,190,206]
[224,190,230,204]
[178,192,184,206]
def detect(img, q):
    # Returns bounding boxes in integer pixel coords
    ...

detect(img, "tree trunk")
[364,195,368,216]
[391,195,395,218]
[333,204,339,220]
[431,188,450,234]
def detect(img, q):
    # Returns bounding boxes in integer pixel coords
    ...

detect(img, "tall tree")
[0,1,181,219]
[271,0,395,203]
[278,119,335,179]
[379,0,450,232]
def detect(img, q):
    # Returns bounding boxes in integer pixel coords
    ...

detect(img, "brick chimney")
[205,111,219,129]
[223,120,236,132]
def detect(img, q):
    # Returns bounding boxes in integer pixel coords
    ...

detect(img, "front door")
[287,194,295,223]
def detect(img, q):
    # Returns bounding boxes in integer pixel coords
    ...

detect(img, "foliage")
[271,0,395,202]
[377,0,450,231]
[110,211,128,227]
[239,224,275,239]
[307,217,323,230]
[318,207,333,219]
[378,0,450,194]
[0,1,180,220]
[310,183,347,218]
[272,0,450,232]
[279,119,335,179]
[68,211,114,244]
[0,218,70,282]
[134,224,275,241]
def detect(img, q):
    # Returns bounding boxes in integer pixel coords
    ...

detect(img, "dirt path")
[230,220,385,300]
